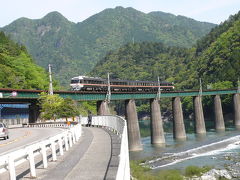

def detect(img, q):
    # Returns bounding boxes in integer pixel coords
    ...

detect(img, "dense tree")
[38,93,80,121]
[90,11,240,116]
[0,31,57,90]
[58,98,79,121]
[1,7,215,87]
[195,11,240,55]
[38,92,64,121]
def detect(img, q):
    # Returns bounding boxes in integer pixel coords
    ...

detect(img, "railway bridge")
[0,88,240,151]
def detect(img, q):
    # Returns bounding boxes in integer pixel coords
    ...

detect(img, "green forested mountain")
[1,7,215,87]
[91,11,240,91]
[91,42,194,88]
[91,11,240,115]
[195,12,240,85]
[0,32,52,89]
[196,12,240,55]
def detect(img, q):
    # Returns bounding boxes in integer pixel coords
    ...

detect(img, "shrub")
[130,161,183,180]
[185,166,202,177]
[185,165,212,177]
[157,170,183,180]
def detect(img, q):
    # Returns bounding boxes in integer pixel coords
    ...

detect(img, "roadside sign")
[11,91,17,97]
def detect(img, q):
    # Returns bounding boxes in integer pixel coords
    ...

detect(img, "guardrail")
[81,115,130,180]
[0,123,82,180]
[0,118,28,126]
[23,121,78,128]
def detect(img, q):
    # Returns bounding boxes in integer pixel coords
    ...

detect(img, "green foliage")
[1,7,215,87]
[38,92,79,121]
[0,31,55,90]
[182,96,193,114]
[131,162,214,180]
[38,92,64,120]
[130,161,152,179]
[156,170,183,180]
[185,165,212,177]
[196,19,240,85]
[137,103,150,115]
[78,101,97,116]
[196,10,240,55]
[203,81,234,113]
[91,42,193,85]
[130,161,183,180]
[58,98,80,120]
[91,11,240,116]
[210,81,234,90]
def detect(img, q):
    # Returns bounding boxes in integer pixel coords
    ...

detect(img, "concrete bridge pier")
[150,99,165,145]
[233,94,240,129]
[97,100,110,115]
[172,97,186,140]
[214,95,225,132]
[125,99,142,151]
[193,96,206,134]
[29,102,40,123]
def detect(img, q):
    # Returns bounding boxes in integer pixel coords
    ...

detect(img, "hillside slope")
[91,11,240,90]
[195,12,240,85]
[0,32,51,89]
[1,7,215,87]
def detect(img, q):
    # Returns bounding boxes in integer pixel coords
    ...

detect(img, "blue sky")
[0,0,239,27]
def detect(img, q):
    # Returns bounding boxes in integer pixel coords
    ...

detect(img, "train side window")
[71,79,79,83]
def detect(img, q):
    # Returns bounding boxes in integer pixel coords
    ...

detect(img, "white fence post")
[58,137,64,156]
[72,131,76,144]
[0,122,82,180]
[28,150,36,178]
[40,143,48,168]
[8,156,16,180]
[64,134,69,151]
[69,133,73,147]
[51,140,57,161]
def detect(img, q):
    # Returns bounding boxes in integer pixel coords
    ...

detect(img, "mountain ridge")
[1,6,216,87]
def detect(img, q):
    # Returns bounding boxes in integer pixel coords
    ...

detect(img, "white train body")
[70,76,85,90]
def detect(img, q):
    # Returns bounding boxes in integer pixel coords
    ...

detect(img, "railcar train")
[70,76,174,92]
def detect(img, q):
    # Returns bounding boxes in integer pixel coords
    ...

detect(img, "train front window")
[71,79,80,84]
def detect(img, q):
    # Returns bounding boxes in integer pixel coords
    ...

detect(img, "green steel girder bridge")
[0,88,239,101]
[1,87,240,151]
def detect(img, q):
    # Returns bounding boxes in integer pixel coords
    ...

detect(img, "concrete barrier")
[0,123,82,180]
[81,115,130,180]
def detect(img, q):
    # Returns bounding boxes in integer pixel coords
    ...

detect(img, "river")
[130,120,240,177]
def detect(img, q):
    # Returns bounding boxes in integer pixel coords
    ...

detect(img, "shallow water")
[130,120,240,171]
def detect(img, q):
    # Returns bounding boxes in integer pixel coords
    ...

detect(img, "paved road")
[37,127,111,180]
[0,127,65,155]
[0,127,115,180]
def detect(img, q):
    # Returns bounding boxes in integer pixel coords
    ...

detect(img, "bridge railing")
[0,123,82,180]
[23,121,78,128]
[81,115,130,180]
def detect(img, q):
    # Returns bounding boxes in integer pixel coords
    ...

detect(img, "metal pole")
[48,64,53,95]
[106,72,111,103]
[238,78,240,94]
[199,78,202,96]
[0,104,5,120]
[157,76,161,100]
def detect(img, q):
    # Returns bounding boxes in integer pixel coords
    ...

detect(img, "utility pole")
[238,78,240,94]
[0,104,3,119]
[48,64,53,95]
[199,78,202,96]
[157,76,161,100]
[106,72,111,103]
